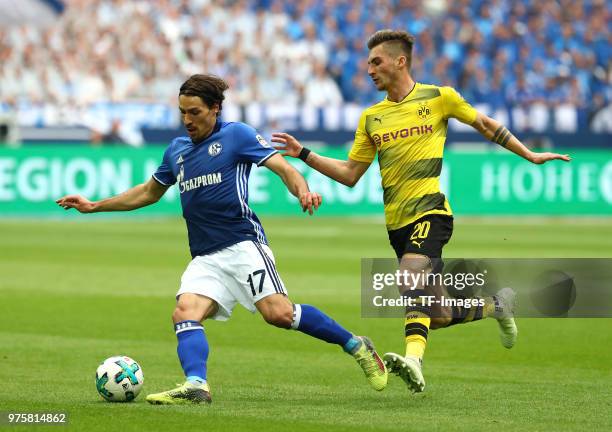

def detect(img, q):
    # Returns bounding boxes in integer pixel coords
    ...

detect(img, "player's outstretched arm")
[471,112,571,164]
[56,177,169,213]
[263,153,321,215]
[271,132,370,187]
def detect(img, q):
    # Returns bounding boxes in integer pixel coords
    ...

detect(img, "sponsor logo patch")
[256,134,270,148]
[208,142,222,156]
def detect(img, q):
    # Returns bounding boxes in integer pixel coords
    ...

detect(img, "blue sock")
[291,304,354,348]
[175,320,208,383]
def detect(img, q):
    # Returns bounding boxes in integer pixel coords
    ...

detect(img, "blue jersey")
[152,120,277,257]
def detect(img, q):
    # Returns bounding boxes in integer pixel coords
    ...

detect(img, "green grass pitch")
[1,217,611,431]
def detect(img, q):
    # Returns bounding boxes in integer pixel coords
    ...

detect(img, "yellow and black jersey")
[349,83,477,231]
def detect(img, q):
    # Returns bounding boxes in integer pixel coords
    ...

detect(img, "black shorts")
[388,214,453,259]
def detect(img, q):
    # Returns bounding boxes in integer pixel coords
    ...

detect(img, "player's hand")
[271,132,303,158]
[529,152,571,164]
[55,195,96,213]
[299,191,322,215]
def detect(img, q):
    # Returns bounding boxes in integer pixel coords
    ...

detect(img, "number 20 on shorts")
[410,221,431,240]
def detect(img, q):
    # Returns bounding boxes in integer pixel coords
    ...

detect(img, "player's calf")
[398,253,434,362]
[173,293,219,323]
[430,315,452,329]
[158,293,217,404]
[430,286,518,349]
[258,298,388,391]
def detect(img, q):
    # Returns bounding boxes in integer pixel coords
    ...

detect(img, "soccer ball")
[95,356,144,402]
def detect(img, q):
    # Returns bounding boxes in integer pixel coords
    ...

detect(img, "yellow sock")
[404,312,430,360]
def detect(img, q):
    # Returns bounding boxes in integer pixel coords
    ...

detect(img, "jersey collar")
[384,82,419,105]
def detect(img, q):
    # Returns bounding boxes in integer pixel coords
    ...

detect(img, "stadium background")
[0,1,610,431]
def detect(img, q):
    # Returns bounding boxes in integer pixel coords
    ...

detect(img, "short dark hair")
[179,74,229,116]
[367,30,415,70]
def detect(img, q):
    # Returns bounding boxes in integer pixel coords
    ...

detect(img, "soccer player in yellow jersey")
[272,29,570,393]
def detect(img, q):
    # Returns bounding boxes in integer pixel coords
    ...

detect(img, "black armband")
[491,125,513,147]
[298,147,312,162]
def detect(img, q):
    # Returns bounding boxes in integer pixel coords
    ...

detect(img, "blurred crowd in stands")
[0,0,610,116]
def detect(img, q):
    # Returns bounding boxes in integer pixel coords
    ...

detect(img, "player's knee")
[262,306,293,329]
[172,305,188,323]
[400,254,432,273]
[173,294,218,323]
[172,301,200,323]
[398,254,433,293]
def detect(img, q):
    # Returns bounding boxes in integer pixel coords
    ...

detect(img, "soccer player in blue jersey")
[56,74,388,404]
